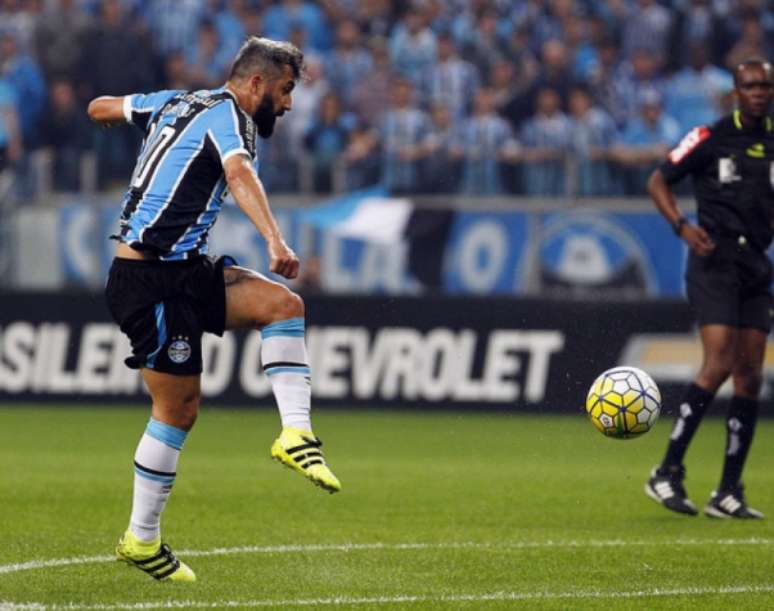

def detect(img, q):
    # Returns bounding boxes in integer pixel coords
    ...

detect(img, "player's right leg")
[645,324,736,515]
[116,369,199,581]
[224,265,340,493]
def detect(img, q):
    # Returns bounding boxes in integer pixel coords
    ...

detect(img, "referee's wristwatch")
[672,217,688,237]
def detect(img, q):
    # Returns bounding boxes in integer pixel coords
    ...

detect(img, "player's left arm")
[86,96,127,127]
[224,154,299,279]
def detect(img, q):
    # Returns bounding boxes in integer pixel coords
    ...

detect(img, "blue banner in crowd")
[54,194,693,297]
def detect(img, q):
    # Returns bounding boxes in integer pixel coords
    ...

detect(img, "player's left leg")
[117,369,200,580]
[704,327,765,519]
[224,265,340,493]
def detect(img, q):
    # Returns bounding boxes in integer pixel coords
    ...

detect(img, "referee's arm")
[86,96,127,127]
[647,169,715,256]
[224,154,300,279]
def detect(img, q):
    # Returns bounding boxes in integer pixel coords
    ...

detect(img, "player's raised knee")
[268,287,304,323]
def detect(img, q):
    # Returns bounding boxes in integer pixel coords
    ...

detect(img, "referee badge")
[168,336,192,364]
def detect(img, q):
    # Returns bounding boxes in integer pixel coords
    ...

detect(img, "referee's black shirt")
[660,111,774,251]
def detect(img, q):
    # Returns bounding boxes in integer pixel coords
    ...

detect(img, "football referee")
[644,58,774,519]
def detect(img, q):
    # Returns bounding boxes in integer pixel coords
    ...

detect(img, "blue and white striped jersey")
[116,86,257,260]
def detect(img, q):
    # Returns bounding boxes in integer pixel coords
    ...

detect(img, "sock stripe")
[145,418,188,450]
[263,360,309,371]
[134,460,176,478]
[266,366,311,377]
[261,317,305,338]
[134,466,176,485]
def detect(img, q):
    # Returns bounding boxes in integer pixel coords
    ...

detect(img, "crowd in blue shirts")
[0,0,770,199]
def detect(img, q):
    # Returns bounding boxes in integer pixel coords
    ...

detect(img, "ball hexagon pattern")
[585,366,661,439]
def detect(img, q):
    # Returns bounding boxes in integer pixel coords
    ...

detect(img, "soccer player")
[644,58,774,519]
[87,37,341,583]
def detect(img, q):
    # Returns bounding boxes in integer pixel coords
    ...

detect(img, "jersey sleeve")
[122,90,182,131]
[659,125,713,184]
[206,100,256,165]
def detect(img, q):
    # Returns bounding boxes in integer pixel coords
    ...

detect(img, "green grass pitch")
[1,405,773,610]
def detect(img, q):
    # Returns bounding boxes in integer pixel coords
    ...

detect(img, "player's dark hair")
[229,37,304,82]
[734,58,773,86]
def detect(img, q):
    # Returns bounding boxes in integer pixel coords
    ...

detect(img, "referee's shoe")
[644,465,699,515]
[704,484,764,519]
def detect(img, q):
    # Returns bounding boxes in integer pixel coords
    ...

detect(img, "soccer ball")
[585,366,661,439]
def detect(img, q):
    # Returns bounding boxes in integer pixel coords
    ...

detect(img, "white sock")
[129,418,188,542]
[261,317,313,432]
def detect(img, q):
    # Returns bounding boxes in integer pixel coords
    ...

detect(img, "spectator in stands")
[610,89,680,195]
[664,44,733,134]
[463,9,507,79]
[611,47,666,127]
[533,38,576,109]
[350,36,392,126]
[586,35,624,127]
[263,0,331,53]
[141,0,204,57]
[0,30,45,148]
[79,0,156,187]
[490,60,518,121]
[41,79,91,191]
[34,0,91,82]
[304,92,353,193]
[0,76,21,172]
[531,0,577,51]
[0,0,37,54]
[567,85,618,196]
[724,11,772,71]
[342,122,380,190]
[453,88,520,195]
[622,0,673,59]
[185,20,229,89]
[380,78,431,194]
[323,0,395,38]
[423,103,460,194]
[425,32,479,121]
[163,52,192,91]
[520,87,572,196]
[259,119,299,194]
[212,0,249,63]
[667,0,729,69]
[389,8,437,89]
[285,54,329,156]
[324,20,373,109]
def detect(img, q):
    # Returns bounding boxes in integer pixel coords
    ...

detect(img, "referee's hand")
[268,237,300,279]
[681,224,715,257]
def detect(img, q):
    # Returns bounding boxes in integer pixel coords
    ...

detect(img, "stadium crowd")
[0,0,771,198]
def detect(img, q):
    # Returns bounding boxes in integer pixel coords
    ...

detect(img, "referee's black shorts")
[685,237,773,333]
[105,255,235,375]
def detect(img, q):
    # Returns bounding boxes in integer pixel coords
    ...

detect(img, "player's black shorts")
[105,255,235,375]
[685,237,773,332]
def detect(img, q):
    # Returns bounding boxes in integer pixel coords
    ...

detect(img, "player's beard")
[253,94,278,138]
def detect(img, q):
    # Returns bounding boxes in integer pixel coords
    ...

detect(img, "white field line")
[0,537,772,577]
[3,585,774,610]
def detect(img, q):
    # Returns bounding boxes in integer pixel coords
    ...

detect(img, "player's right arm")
[87,90,181,130]
[87,96,126,127]
[648,126,715,256]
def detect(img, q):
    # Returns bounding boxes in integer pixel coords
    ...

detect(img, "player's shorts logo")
[168,338,192,364]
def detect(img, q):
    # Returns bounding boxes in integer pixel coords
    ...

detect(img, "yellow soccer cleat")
[116,530,196,582]
[271,427,342,493]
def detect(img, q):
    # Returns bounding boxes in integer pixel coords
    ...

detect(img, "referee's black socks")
[719,396,759,492]
[660,383,715,471]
